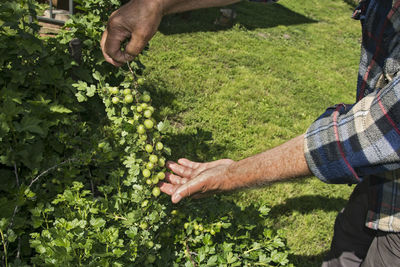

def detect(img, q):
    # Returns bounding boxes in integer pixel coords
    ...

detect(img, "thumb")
[124,32,149,58]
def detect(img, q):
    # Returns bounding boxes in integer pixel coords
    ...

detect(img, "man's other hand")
[159,158,235,203]
[101,0,163,66]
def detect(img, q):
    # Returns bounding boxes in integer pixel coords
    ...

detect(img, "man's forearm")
[225,134,311,190]
[160,0,241,15]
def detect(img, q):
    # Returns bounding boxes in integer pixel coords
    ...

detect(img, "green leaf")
[76,91,87,102]
[86,84,96,97]
[90,217,106,229]
[50,105,73,113]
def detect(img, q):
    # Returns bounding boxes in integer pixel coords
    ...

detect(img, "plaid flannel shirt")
[304,0,400,232]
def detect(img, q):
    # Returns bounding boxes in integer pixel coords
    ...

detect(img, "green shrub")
[0,1,292,266]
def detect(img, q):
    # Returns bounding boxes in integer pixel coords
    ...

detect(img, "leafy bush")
[0,0,293,266]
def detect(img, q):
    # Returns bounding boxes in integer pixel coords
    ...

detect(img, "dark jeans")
[322,180,400,267]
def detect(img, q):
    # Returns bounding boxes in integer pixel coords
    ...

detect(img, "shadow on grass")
[289,251,328,267]
[159,2,317,35]
[144,81,231,162]
[269,195,347,217]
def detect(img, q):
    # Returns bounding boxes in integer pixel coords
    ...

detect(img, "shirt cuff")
[303,104,362,184]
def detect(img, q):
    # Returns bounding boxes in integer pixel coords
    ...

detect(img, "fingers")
[101,30,122,67]
[167,160,197,179]
[165,172,189,185]
[170,174,210,203]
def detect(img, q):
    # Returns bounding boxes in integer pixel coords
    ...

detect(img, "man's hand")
[101,0,163,66]
[159,158,235,203]
[101,0,241,66]
[160,135,311,204]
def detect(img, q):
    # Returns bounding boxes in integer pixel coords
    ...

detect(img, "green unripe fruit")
[149,154,158,163]
[142,94,151,102]
[156,142,164,151]
[171,210,178,215]
[157,172,165,180]
[142,169,151,178]
[141,200,149,208]
[137,124,146,134]
[109,87,119,95]
[146,179,152,185]
[147,106,155,113]
[184,222,190,229]
[144,119,154,129]
[158,158,165,167]
[136,106,143,112]
[137,78,145,85]
[152,187,161,197]
[111,97,119,104]
[146,241,154,248]
[124,94,134,103]
[145,144,153,153]
[140,103,148,109]
[151,176,159,184]
[146,162,154,170]
[143,109,152,118]
[139,134,147,141]
[194,230,200,236]
[210,229,216,235]
[123,88,132,95]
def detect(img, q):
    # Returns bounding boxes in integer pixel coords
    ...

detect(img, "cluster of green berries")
[108,78,166,197]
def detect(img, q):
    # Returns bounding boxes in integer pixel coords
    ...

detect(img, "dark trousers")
[322,181,400,267]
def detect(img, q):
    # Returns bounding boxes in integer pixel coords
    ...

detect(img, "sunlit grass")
[143,0,360,265]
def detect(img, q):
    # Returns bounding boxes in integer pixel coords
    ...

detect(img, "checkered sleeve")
[304,76,400,184]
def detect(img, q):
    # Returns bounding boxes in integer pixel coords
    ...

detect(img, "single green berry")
[144,109,152,118]
[156,142,164,151]
[145,144,153,153]
[142,169,151,178]
[152,186,161,197]
[157,172,165,180]
[158,158,166,167]
[146,162,154,170]
[144,119,154,129]
[123,88,132,95]
[137,124,146,134]
[151,176,159,184]
[124,94,134,103]
[149,154,158,163]
[109,87,119,95]
[142,94,151,102]
[112,97,119,104]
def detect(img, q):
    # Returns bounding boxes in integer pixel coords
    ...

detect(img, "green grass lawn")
[142,0,360,266]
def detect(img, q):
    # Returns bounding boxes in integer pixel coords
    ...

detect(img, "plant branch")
[28,158,76,188]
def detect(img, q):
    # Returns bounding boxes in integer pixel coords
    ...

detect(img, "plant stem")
[0,229,7,267]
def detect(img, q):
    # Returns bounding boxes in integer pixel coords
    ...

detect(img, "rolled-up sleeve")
[304,76,400,184]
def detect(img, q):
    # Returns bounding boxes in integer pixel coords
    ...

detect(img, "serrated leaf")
[50,105,72,113]
[86,84,96,97]
[76,91,87,102]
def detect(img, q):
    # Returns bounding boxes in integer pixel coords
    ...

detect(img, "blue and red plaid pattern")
[304,0,400,232]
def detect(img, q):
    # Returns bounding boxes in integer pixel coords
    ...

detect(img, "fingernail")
[172,194,181,203]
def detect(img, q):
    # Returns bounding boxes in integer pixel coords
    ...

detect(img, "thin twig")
[126,61,136,79]
[185,241,196,267]
[28,158,75,188]
[13,163,19,187]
